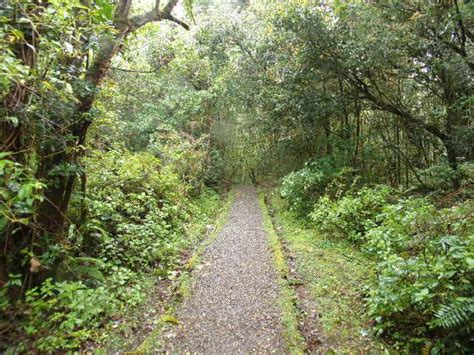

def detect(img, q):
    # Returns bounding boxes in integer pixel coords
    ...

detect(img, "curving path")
[162,185,285,353]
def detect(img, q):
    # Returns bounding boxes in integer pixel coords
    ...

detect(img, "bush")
[20,279,117,351]
[310,185,393,244]
[81,149,190,272]
[308,182,473,351]
[416,162,474,192]
[418,164,459,191]
[204,148,225,187]
[366,199,474,352]
[0,154,44,233]
[280,157,354,215]
[148,129,213,194]
[1,147,223,352]
[4,267,149,352]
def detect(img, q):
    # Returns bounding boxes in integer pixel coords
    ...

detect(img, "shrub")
[0,154,44,233]
[366,199,474,352]
[148,129,213,194]
[418,164,459,191]
[416,162,474,192]
[280,157,354,215]
[81,149,190,271]
[204,148,225,187]
[1,147,222,352]
[3,267,149,353]
[309,183,473,351]
[310,185,393,244]
[20,279,117,351]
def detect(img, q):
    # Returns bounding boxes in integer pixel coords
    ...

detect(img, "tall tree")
[1,0,189,284]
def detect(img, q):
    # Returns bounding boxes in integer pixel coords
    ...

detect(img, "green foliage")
[310,186,473,351]
[366,199,473,352]
[418,164,461,191]
[1,163,222,351]
[415,162,474,192]
[21,279,117,351]
[0,154,44,232]
[2,0,473,352]
[4,266,150,352]
[268,192,385,352]
[149,130,213,193]
[204,148,225,186]
[82,149,189,272]
[280,157,350,215]
[433,298,474,330]
[310,185,393,244]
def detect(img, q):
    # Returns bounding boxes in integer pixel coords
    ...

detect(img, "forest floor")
[142,185,287,353]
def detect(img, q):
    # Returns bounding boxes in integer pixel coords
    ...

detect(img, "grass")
[259,193,306,354]
[132,189,235,353]
[267,191,388,353]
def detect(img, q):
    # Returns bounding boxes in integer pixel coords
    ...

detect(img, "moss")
[269,193,388,353]
[259,193,306,354]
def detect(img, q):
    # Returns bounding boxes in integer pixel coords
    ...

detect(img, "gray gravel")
[162,185,285,354]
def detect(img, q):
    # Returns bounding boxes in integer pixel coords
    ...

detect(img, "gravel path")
[163,185,285,353]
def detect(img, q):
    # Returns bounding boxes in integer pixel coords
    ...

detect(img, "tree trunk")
[35,26,129,238]
[444,137,460,189]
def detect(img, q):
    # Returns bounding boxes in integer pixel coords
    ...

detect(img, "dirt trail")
[162,185,285,353]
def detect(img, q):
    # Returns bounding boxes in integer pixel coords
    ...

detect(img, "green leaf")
[161,314,179,325]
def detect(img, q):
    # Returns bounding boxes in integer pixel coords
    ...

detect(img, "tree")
[1,0,189,285]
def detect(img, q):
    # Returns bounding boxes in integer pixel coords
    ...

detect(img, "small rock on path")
[162,185,285,353]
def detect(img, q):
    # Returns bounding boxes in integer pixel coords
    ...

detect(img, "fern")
[433,298,474,329]
[421,343,431,355]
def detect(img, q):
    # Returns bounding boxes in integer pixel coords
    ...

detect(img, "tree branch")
[348,72,450,142]
[165,13,190,30]
[162,0,179,14]
[129,0,188,31]
[110,66,157,73]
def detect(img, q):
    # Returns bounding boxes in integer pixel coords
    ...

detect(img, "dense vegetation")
[1,0,473,353]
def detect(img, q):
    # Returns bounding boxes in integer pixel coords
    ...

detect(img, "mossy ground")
[259,193,306,354]
[267,191,388,353]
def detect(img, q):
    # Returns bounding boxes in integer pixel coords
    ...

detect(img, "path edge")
[132,189,236,354]
[259,191,306,354]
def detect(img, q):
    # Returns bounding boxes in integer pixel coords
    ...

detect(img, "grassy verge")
[131,189,235,353]
[265,190,388,353]
[259,193,306,354]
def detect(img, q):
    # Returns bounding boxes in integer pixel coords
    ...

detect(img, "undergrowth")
[133,189,235,353]
[0,150,224,353]
[280,160,474,353]
[268,192,386,353]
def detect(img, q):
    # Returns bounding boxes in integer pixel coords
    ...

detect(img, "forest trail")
[162,185,285,353]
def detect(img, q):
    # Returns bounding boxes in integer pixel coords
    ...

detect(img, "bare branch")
[162,0,179,15]
[165,13,190,30]
[110,67,157,73]
[129,0,188,31]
